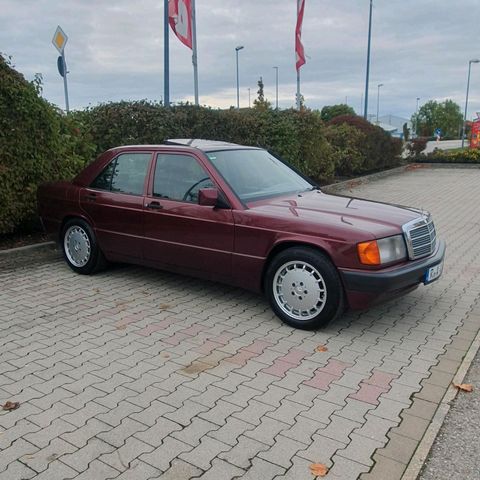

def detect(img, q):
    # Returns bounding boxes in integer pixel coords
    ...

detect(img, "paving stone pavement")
[1,166,479,479]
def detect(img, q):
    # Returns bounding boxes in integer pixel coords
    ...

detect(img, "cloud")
[1,0,479,120]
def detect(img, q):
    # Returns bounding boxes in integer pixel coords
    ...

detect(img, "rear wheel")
[264,247,344,329]
[62,219,106,274]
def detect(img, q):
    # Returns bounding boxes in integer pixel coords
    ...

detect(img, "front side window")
[153,154,214,202]
[90,153,151,195]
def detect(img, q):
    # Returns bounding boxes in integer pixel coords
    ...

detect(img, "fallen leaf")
[115,324,127,330]
[2,401,20,411]
[159,304,171,310]
[310,463,328,477]
[453,383,473,392]
[316,345,328,352]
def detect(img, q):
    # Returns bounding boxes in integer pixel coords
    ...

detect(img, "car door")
[143,151,234,280]
[79,151,152,261]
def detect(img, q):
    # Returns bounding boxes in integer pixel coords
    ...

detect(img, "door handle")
[146,201,163,210]
[85,193,97,201]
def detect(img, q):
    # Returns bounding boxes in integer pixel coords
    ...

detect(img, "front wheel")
[264,247,344,329]
[62,218,106,274]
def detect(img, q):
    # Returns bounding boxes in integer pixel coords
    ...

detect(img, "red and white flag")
[168,0,193,50]
[295,0,306,71]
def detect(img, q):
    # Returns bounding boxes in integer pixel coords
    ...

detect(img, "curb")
[410,162,480,169]
[0,241,55,256]
[323,162,480,194]
[322,165,409,193]
[401,327,480,480]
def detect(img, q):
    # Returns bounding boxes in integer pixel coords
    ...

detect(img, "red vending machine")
[471,118,480,149]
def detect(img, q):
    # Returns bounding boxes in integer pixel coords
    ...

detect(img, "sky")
[1,0,480,121]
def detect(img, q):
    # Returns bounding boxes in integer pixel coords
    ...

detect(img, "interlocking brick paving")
[0,167,479,479]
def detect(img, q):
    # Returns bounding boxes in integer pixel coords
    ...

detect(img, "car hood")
[246,190,423,239]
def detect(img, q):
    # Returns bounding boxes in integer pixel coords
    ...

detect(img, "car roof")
[108,139,261,153]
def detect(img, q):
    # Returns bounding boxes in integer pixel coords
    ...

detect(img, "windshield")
[206,149,313,202]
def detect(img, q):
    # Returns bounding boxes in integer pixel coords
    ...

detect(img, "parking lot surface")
[1,166,479,479]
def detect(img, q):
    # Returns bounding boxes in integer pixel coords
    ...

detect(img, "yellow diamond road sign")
[52,25,68,53]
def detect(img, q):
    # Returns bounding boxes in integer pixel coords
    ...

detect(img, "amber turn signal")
[357,240,381,265]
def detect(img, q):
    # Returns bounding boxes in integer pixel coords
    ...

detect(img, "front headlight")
[358,235,407,265]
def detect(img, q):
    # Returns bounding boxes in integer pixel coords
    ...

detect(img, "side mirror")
[198,188,218,206]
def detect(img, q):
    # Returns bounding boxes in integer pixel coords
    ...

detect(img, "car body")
[38,139,446,329]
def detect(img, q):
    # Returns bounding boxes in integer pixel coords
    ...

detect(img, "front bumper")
[340,239,446,295]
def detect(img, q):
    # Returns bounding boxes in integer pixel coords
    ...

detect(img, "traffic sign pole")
[62,50,70,113]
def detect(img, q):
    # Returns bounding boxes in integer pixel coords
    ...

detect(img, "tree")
[253,76,271,110]
[296,93,306,111]
[411,99,463,138]
[320,104,356,122]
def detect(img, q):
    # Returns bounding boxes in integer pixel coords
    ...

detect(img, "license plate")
[425,262,443,284]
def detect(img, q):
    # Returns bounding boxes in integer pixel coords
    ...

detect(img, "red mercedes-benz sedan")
[37,139,445,329]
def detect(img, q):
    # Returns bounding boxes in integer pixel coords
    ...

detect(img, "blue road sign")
[57,55,65,78]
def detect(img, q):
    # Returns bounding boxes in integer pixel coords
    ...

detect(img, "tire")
[61,218,106,275]
[264,247,345,329]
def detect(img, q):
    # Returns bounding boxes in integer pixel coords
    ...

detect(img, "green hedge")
[73,102,403,183]
[411,148,480,164]
[71,103,338,179]
[327,115,403,173]
[0,56,95,234]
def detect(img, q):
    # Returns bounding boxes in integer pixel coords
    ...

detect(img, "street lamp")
[363,0,373,119]
[273,66,279,110]
[415,97,420,137]
[235,46,244,109]
[376,83,383,124]
[462,59,480,148]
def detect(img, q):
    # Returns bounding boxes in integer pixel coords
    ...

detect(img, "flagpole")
[164,0,170,107]
[296,0,301,110]
[192,0,199,105]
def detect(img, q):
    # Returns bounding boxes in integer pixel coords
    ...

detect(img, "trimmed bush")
[327,115,403,174]
[406,137,428,157]
[320,104,356,123]
[412,148,480,164]
[75,103,402,183]
[0,55,95,234]
[324,123,367,176]
[72,103,338,182]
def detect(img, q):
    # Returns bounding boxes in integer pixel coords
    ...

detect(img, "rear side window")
[90,153,151,195]
[153,154,214,202]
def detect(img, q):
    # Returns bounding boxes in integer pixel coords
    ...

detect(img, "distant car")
[38,139,445,329]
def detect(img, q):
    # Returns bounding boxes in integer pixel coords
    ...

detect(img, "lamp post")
[376,83,383,124]
[273,66,279,110]
[363,0,373,119]
[235,46,244,109]
[415,97,420,137]
[462,59,480,148]
[248,88,251,108]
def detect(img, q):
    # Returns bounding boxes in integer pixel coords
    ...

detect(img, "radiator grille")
[403,215,436,260]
